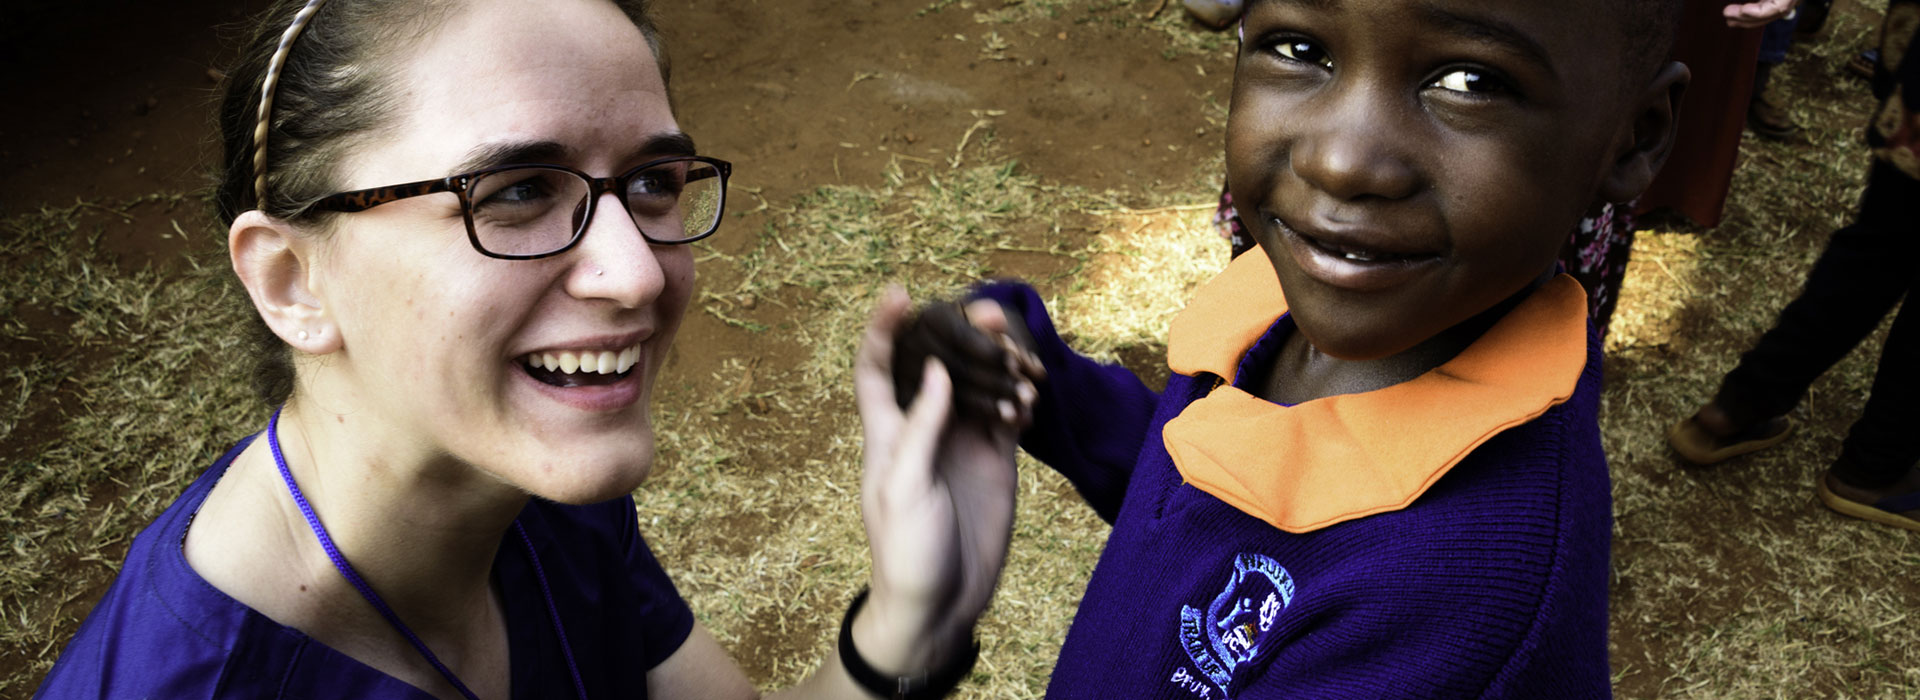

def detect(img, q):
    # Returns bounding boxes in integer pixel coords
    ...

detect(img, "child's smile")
[1268,210,1444,294]
[1225,0,1668,365]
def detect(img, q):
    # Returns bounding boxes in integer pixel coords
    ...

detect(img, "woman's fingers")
[887,358,953,500]
[856,286,915,441]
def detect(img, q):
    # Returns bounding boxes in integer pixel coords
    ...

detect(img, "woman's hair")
[214,0,666,405]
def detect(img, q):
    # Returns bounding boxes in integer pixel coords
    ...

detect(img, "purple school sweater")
[979,265,1611,698]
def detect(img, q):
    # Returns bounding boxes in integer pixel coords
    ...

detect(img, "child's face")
[1226,0,1637,361]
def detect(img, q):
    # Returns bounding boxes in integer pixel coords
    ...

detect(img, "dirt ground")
[3,0,1917,698]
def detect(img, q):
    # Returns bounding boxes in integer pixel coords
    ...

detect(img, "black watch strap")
[838,588,980,700]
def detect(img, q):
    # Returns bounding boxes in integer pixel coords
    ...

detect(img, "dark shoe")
[1748,88,1800,140]
[1668,402,1793,465]
[1817,467,1920,533]
[1847,49,1880,81]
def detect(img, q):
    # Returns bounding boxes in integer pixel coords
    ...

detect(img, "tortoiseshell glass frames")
[307,156,731,260]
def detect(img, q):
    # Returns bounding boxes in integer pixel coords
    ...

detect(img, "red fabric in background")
[1636,0,1765,228]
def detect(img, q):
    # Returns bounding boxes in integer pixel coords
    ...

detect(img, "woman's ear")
[230,210,341,355]
[1599,60,1692,204]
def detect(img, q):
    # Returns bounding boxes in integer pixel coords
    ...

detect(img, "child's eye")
[1271,39,1332,69]
[1430,68,1506,95]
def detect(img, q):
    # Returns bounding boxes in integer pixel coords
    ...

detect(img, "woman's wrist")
[848,587,967,674]
[843,588,979,698]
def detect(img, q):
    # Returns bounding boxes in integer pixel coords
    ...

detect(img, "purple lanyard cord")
[267,407,588,700]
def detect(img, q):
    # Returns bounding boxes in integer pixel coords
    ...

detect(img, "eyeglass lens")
[464,160,724,256]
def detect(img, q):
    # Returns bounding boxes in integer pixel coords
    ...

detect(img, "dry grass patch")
[1604,5,1918,697]
[0,196,255,697]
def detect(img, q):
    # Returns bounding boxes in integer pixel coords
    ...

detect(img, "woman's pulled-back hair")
[214,0,667,405]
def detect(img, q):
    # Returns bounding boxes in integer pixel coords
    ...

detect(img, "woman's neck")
[183,396,525,695]
[272,399,528,623]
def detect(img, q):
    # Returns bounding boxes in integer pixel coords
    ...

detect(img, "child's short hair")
[1624,0,1687,81]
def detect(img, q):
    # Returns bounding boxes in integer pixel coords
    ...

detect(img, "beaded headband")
[252,0,333,211]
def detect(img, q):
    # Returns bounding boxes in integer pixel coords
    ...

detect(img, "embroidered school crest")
[1178,553,1294,697]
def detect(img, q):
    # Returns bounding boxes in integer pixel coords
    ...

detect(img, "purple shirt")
[981,281,1613,699]
[35,435,694,699]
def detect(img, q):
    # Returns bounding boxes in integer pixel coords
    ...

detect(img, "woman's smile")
[509,325,661,412]
[520,343,645,385]
[512,352,648,413]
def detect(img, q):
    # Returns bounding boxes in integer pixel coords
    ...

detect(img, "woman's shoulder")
[33,435,320,699]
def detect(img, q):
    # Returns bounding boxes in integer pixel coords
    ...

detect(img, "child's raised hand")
[890,296,1043,427]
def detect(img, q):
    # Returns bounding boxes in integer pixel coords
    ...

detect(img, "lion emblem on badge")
[1177,553,1295,697]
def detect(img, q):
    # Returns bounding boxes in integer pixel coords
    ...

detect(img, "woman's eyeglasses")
[302,155,732,260]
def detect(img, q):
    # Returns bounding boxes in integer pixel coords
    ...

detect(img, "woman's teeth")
[524,345,641,375]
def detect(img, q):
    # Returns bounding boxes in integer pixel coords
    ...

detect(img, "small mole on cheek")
[299,584,307,592]
[336,416,344,424]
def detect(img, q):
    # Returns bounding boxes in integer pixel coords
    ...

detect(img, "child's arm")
[969,281,1160,524]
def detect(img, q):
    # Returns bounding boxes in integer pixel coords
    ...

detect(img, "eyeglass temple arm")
[308,178,458,213]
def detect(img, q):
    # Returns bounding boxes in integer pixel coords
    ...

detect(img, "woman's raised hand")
[849,286,1032,674]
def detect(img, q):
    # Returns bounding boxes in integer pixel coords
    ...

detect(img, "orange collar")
[1162,253,1589,533]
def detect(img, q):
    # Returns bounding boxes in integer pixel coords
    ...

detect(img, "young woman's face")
[313,0,692,503]
[1226,0,1629,360]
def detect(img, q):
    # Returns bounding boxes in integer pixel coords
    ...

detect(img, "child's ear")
[1598,60,1691,204]
[229,211,341,356]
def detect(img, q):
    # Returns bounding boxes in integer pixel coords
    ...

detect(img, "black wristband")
[837,588,979,700]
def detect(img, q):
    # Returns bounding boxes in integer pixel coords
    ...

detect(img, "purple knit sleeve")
[973,281,1159,523]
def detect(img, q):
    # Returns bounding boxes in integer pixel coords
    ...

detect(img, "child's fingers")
[962,298,1013,335]
[947,361,1020,419]
[1009,377,1039,430]
[964,299,1044,380]
[929,302,1006,366]
[998,332,1046,382]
